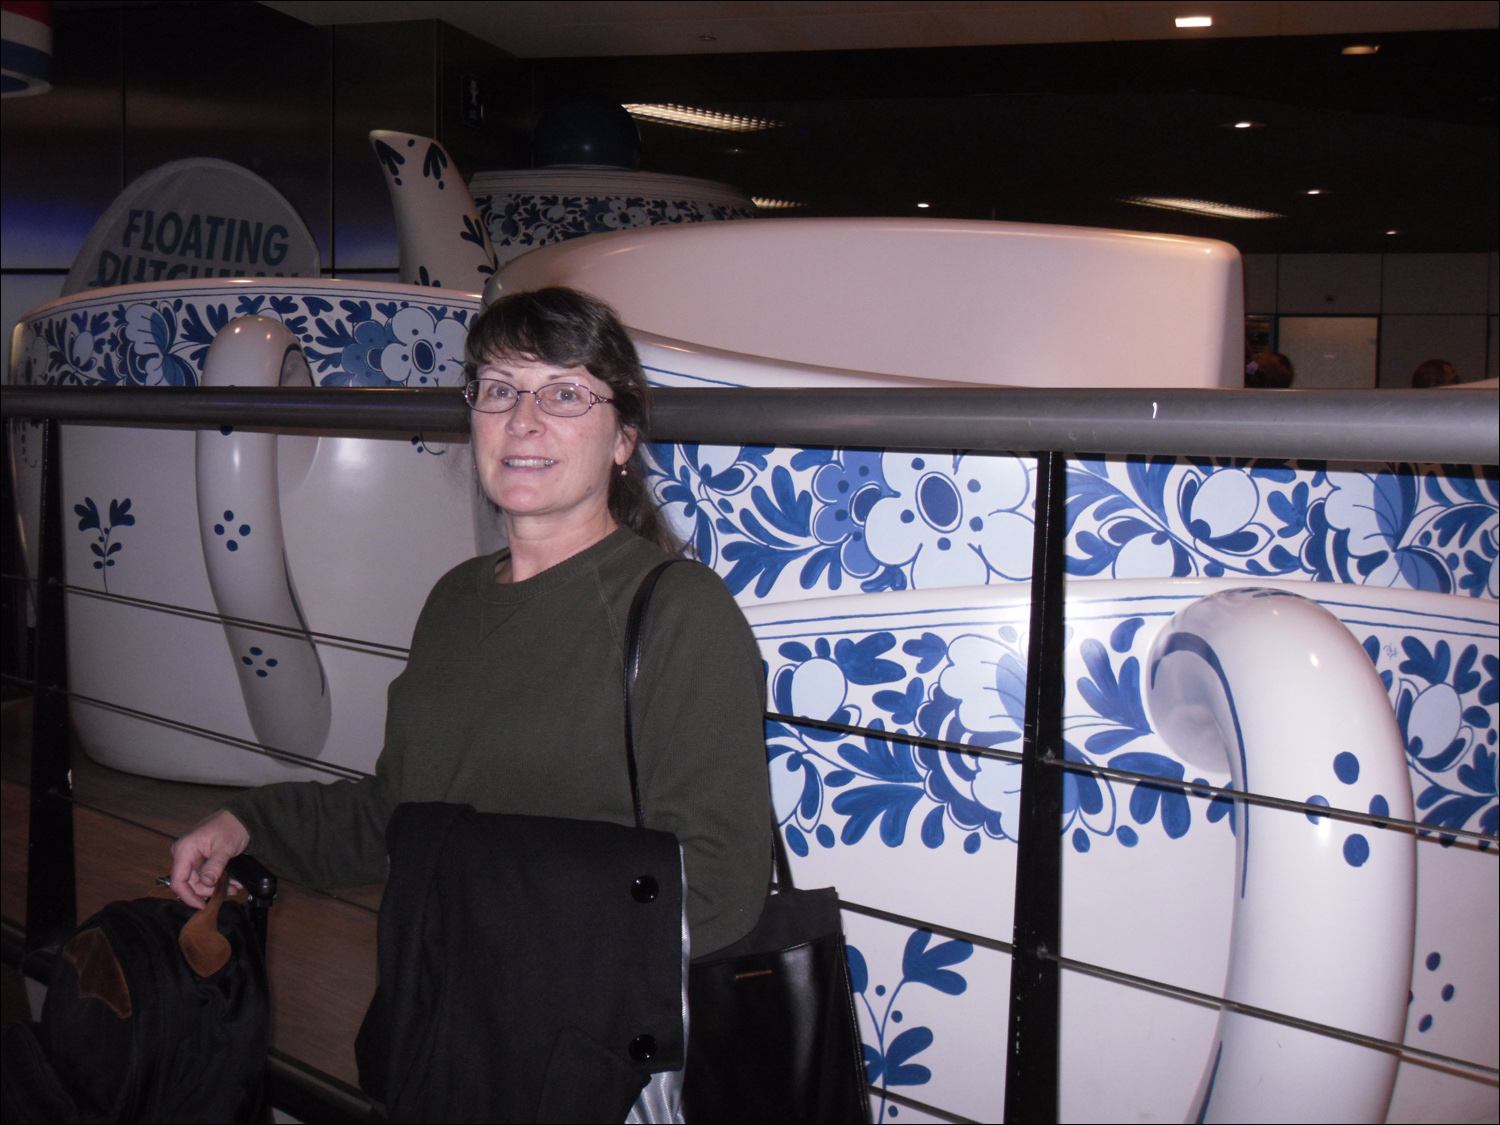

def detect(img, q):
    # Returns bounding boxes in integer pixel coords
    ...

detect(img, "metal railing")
[4,384,1498,1124]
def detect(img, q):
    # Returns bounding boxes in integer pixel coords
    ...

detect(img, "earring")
[617,464,628,477]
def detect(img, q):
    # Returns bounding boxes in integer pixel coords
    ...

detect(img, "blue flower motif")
[811,452,895,578]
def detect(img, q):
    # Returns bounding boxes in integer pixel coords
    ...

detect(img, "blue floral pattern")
[473,192,754,259]
[73,496,134,594]
[847,929,973,1112]
[760,591,1497,858]
[643,444,1498,603]
[14,285,480,391]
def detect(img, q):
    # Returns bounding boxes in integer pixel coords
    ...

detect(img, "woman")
[170,287,771,969]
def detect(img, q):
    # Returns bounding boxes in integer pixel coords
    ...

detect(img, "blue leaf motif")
[1110,617,1145,654]
[845,944,869,993]
[883,1027,934,1086]
[903,632,947,673]
[1399,638,1451,686]
[1394,547,1452,594]
[74,498,101,532]
[832,784,924,845]
[901,929,972,995]
[873,678,925,725]
[838,723,921,782]
[751,466,812,539]
[1112,751,1190,838]
[834,632,905,685]
[1076,639,1151,748]
[107,498,134,527]
[861,1043,884,1084]
[1453,645,1481,695]
[373,139,405,178]
[1125,455,1174,521]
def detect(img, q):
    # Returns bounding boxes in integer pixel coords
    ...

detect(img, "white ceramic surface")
[745,579,1496,1124]
[493,217,1245,388]
[195,317,331,758]
[371,129,496,291]
[10,277,486,784]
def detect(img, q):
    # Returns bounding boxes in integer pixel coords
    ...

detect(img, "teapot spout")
[370,129,495,291]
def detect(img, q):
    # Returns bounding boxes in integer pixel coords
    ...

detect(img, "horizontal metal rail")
[4,384,1497,463]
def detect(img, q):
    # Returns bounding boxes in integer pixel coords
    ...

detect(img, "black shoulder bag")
[628,562,870,1125]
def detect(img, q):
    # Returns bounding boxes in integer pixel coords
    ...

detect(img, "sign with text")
[64,158,320,295]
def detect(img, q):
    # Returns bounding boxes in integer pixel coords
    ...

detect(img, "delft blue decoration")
[644,444,1499,602]
[762,603,1497,854]
[73,496,134,594]
[19,291,474,392]
[1373,634,1500,843]
[473,194,755,260]
[846,931,973,1115]
[763,611,1235,858]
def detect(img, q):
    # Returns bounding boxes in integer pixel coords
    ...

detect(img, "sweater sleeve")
[222,761,396,889]
[633,562,772,956]
[216,559,479,889]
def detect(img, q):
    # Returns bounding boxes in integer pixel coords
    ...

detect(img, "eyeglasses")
[463,378,615,417]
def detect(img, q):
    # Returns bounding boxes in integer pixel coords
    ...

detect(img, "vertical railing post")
[1004,450,1068,1123]
[26,418,75,953]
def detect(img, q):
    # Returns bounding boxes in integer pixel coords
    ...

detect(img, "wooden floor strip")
[1,698,380,1087]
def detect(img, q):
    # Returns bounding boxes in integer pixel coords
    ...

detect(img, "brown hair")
[1245,351,1294,389]
[1411,359,1458,389]
[464,287,681,554]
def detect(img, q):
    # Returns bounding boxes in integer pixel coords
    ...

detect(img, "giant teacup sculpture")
[8,133,1495,1121]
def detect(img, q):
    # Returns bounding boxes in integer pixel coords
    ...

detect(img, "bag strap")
[623,558,796,894]
[623,559,689,830]
[770,809,796,893]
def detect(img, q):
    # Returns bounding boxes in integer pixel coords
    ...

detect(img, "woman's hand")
[169,810,251,908]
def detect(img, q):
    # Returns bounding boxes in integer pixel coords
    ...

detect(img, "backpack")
[1,896,269,1123]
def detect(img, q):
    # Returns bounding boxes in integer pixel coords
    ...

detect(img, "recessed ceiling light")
[1125,196,1283,220]
[1175,16,1213,28]
[1386,229,1399,235]
[1233,121,1254,129]
[1305,189,1322,195]
[751,197,804,210]
[622,104,780,132]
[1342,44,1379,55]
[916,202,931,209]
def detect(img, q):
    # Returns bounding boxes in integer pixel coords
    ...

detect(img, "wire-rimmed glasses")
[463,378,615,417]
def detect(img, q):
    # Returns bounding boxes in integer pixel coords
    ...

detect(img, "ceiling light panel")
[1125,196,1283,220]
[623,104,780,132]
[1175,16,1213,29]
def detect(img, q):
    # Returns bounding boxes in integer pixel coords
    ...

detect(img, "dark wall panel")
[122,2,332,267]
[0,7,124,270]
[332,20,436,270]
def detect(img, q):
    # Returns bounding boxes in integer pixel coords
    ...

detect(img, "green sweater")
[226,526,772,956]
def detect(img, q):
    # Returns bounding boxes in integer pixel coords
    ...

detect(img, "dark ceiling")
[523,29,1498,253]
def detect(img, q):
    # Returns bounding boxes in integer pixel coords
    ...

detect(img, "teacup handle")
[195,316,331,760]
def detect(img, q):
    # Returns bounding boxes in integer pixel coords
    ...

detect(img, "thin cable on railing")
[1040,948,1499,1082]
[0,572,411,662]
[65,691,372,782]
[770,712,1498,847]
[869,1085,979,1125]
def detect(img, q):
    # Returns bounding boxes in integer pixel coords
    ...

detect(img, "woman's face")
[471,356,635,536]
